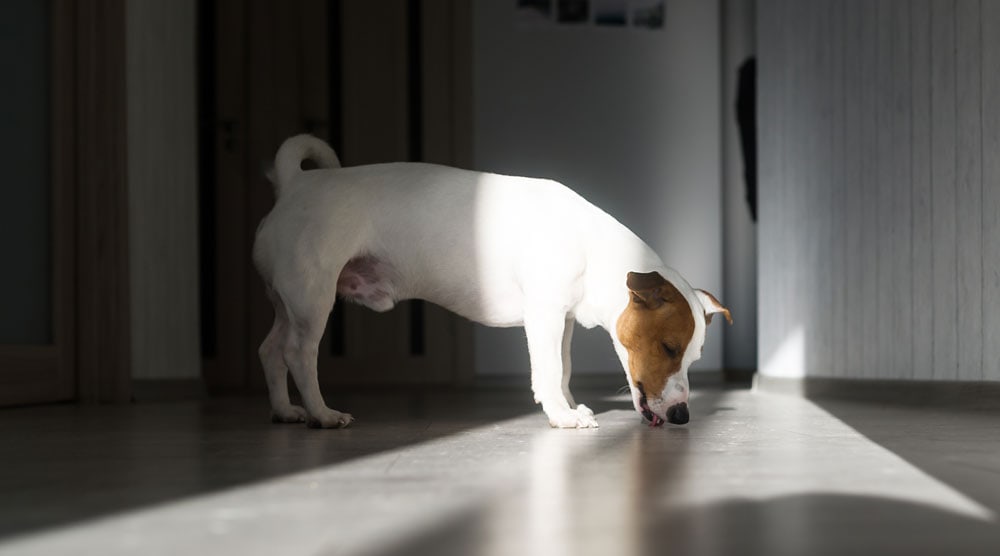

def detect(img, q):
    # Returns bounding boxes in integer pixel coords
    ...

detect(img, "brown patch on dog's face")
[616,271,695,397]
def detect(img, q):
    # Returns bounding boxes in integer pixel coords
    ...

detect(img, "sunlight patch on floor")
[1,389,994,556]
[662,390,996,522]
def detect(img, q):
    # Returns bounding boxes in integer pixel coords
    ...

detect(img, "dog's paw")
[546,404,599,429]
[306,409,355,429]
[270,404,308,424]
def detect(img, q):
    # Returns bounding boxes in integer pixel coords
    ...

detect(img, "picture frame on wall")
[631,0,665,30]
[594,0,627,26]
[516,0,666,31]
[516,0,553,27]
[556,0,590,24]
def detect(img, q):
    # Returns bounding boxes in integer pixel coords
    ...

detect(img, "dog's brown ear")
[626,271,670,309]
[696,289,733,325]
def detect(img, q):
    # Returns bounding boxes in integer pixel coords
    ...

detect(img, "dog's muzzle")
[640,400,664,427]
[637,382,661,426]
[665,402,689,425]
[637,382,689,427]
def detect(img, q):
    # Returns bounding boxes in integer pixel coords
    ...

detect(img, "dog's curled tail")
[271,134,341,197]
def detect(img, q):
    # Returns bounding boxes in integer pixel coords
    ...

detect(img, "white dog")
[253,135,731,429]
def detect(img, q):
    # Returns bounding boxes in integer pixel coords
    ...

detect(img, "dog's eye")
[662,342,679,358]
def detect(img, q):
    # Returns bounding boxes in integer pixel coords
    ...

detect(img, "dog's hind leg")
[280,284,354,429]
[259,288,308,423]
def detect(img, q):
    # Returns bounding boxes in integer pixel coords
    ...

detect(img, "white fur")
[254,135,712,428]
[271,133,341,196]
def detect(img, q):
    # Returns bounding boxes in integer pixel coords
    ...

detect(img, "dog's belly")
[335,254,526,326]
[336,255,397,312]
[430,285,527,328]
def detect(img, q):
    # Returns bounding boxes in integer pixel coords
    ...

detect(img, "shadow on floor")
[0,385,629,540]
[356,491,1000,556]
[0,378,751,545]
[808,395,1000,517]
[350,387,1000,556]
[340,388,740,556]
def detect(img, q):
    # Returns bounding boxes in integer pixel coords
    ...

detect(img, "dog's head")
[615,270,731,426]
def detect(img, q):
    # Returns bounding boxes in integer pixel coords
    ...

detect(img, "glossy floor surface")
[1,384,999,555]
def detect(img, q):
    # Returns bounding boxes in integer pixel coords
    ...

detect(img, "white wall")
[472,0,723,376]
[758,0,1000,382]
[126,0,201,380]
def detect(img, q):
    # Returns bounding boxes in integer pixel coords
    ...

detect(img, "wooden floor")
[1,384,999,555]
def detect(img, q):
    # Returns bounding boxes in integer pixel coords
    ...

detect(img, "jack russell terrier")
[253,135,731,429]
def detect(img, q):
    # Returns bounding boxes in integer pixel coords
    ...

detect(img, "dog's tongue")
[640,397,665,427]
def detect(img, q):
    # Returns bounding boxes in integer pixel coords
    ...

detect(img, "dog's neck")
[574,223,668,332]
[574,225,703,348]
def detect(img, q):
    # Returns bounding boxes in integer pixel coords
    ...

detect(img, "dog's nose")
[666,402,689,425]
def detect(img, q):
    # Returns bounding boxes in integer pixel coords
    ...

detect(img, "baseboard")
[473,370,752,391]
[131,379,207,402]
[473,373,627,391]
[721,368,756,386]
[753,374,1000,409]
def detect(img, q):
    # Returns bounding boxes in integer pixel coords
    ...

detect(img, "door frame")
[0,0,132,406]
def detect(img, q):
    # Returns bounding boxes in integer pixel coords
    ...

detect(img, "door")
[0,1,76,406]
[202,0,473,393]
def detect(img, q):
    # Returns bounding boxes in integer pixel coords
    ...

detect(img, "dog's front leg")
[524,309,597,428]
[560,316,577,408]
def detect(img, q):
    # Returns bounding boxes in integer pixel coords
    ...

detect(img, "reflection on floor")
[1,383,999,555]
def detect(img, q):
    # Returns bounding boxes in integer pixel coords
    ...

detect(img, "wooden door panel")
[317,1,457,387]
[244,0,309,393]
[206,0,250,393]
[0,1,77,406]
[340,0,410,166]
[207,0,470,393]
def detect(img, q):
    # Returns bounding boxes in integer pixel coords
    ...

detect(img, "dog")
[253,135,731,429]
